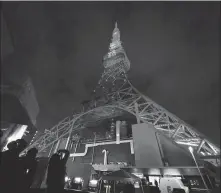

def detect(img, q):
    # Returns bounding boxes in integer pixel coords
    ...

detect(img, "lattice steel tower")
[25,22,220,166]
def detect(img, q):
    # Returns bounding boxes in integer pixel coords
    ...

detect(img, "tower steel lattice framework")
[24,23,220,165]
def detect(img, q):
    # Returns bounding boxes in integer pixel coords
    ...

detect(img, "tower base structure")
[25,22,220,191]
[31,122,218,190]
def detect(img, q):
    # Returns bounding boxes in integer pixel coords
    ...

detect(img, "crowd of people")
[1,139,219,193]
[0,139,38,193]
[0,139,71,193]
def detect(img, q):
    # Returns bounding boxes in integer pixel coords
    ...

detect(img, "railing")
[92,163,134,171]
[79,135,132,144]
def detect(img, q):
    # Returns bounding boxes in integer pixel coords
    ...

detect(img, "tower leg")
[135,102,140,124]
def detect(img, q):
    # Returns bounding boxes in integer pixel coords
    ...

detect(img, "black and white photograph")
[1,1,220,193]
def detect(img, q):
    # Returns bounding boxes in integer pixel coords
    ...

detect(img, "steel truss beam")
[24,79,220,159]
[23,22,220,167]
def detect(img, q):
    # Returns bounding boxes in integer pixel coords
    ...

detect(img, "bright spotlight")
[65,176,70,182]
[74,177,83,183]
[134,181,140,188]
[188,146,194,153]
[89,180,98,186]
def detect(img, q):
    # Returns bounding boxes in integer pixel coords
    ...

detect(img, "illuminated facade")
[24,23,220,169]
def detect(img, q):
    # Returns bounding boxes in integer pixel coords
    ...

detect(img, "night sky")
[2,2,220,145]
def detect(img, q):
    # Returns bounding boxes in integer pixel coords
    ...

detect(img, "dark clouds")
[2,2,220,144]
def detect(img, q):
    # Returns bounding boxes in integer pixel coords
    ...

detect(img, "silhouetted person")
[18,148,38,193]
[154,180,159,187]
[47,153,61,193]
[16,139,28,155]
[13,139,27,193]
[0,141,17,192]
[57,149,70,189]
[58,149,70,165]
[47,150,69,193]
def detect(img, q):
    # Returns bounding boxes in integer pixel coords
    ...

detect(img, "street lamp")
[188,146,210,192]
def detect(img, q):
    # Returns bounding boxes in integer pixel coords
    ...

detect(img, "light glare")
[74,177,83,183]
[90,180,98,185]
[188,146,194,153]
[3,125,28,151]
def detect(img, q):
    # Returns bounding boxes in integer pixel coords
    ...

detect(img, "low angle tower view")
[20,22,220,192]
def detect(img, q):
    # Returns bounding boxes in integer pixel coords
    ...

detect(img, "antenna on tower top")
[115,22,118,28]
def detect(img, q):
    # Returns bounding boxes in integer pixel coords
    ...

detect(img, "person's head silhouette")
[27,148,38,158]
[49,153,60,164]
[16,139,27,152]
[7,141,17,151]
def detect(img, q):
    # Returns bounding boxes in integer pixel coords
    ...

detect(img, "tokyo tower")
[24,22,220,167]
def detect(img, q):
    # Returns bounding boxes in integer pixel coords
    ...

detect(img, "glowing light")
[189,146,194,153]
[74,177,83,183]
[132,173,144,178]
[89,180,98,185]
[163,168,181,176]
[134,181,140,188]
[149,176,160,186]
[149,168,161,175]
[65,176,70,182]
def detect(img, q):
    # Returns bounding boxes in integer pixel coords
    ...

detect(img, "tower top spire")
[103,21,130,71]
[112,22,120,43]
